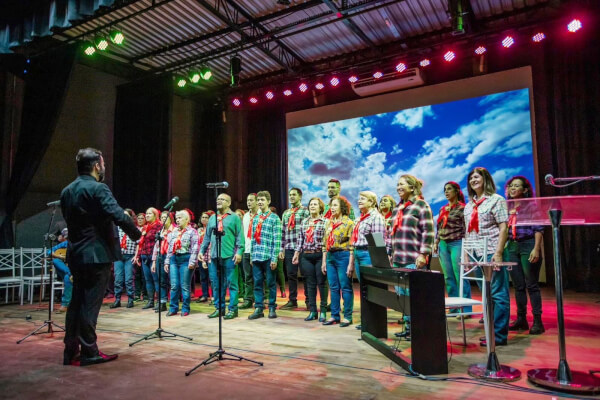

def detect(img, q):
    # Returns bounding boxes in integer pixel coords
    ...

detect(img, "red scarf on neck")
[246,212,257,239]
[437,202,465,229]
[137,220,159,250]
[172,226,186,254]
[391,201,412,235]
[120,233,128,249]
[253,212,271,244]
[287,207,299,229]
[217,213,229,232]
[468,197,487,233]
[326,220,343,251]
[324,208,332,220]
[305,218,321,243]
[351,212,370,244]
[508,206,519,239]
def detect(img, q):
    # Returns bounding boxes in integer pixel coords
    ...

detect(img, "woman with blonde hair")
[379,194,396,232]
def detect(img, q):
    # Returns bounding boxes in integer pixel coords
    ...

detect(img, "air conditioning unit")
[351,68,425,97]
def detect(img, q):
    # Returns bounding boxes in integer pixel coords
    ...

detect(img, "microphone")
[47,200,60,207]
[205,181,229,189]
[163,196,179,209]
[544,174,554,185]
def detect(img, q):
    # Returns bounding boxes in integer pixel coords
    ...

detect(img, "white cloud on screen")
[391,106,435,130]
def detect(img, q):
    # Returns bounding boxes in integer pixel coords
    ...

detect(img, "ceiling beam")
[320,0,376,47]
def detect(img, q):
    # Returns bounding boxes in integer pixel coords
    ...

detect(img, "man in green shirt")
[323,179,355,220]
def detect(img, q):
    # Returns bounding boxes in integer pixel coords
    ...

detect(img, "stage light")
[315,82,325,90]
[200,65,212,80]
[299,83,308,92]
[474,46,487,55]
[532,32,546,43]
[189,70,201,83]
[265,90,274,100]
[419,59,431,67]
[330,77,340,87]
[348,75,358,83]
[373,71,383,79]
[502,36,515,48]
[249,96,258,104]
[94,36,109,51]
[395,63,406,73]
[567,19,582,33]
[230,55,242,87]
[283,89,293,96]
[110,29,125,45]
[82,40,96,56]
[444,51,456,62]
[176,76,187,88]
[232,98,241,107]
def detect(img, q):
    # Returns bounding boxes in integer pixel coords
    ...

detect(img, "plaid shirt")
[353,211,389,251]
[281,205,310,251]
[435,203,465,242]
[118,227,138,255]
[322,216,355,252]
[138,221,161,255]
[164,225,200,267]
[251,211,282,264]
[295,216,327,253]
[151,225,174,261]
[197,227,211,262]
[390,197,434,265]
[464,193,508,256]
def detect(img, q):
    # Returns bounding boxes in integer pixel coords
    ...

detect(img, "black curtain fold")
[113,75,171,213]
[0,44,77,247]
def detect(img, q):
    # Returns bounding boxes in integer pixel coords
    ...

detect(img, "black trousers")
[64,262,112,357]
[301,252,328,312]
[284,248,307,303]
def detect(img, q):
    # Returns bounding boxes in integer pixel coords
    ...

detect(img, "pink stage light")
[232,98,241,107]
[330,77,340,87]
[283,89,292,96]
[395,63,406,73]
[348,75,358,83]
[373,71,383,79]
[444,51,455,62]
[299,83,308,92]
[265,91,274,100]
[532,32,546,43]
[567,19,582,33]
[419,59,431,67]
[315,82,325,90]
[502,36,515,48]
[475,46,487,55]
[249,96,258,104]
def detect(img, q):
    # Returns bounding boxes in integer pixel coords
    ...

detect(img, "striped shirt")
[118,227,138,255]
[352,210,389,251]
[322,216,355,252]
[435,203,465,242]
[295,216,327,253]
[281,205,310,251]
[464,193,508,256]
[164,225,200,267]
[251,211,282,264]
[390,197,434,265]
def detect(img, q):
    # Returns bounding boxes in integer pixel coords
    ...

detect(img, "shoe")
[181,312,190,317]
[479,318,484,324]
[340,319,353,327]
[109,300,121,309]
[529,315,545,335]
[280,291,286,298]
[142,301,154,310]
[279,300,297,310]
[56,306,68,313]
[319,311,327,322]
[208,309,224,318]
[355,324,362,330]
[195,296,208,303]
[80,351,118,366]
[239,300,253,309]
[480,339,507,347]
[166,310,177,316]
[126,299,134,308]
[268,309,277,319]
[509,314,529,331]
[63,349,80,366]
[248,309,264,320]
[224,310,238,320]
[323,318,340,325]
[479,336,486,342]
[155,303,167,313]
[304,312,318,321]
[134,297,142,302]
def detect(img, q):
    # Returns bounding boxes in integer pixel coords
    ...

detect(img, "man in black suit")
[61,148,141,366]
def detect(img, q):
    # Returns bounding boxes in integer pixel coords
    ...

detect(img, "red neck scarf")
[324,208,332,220]
[246,212,258,239]
[198,227,205,245]
[468,197,487,233]
[305,217,321,243]
[217,213,229,232]
[138,220,159,249]
[160,226,174,255]
[253,212,271,244]
[351,212,371,244]
[287,207,299,229]
[383,211,392,221]
[508,207,519,239]
[172,226,186,254]
[391,201,412,235]
[437,202,465,229]
[326,220,344,251]
[120,233,128,249]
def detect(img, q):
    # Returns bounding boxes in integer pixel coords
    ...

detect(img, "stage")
[0,286,599,400]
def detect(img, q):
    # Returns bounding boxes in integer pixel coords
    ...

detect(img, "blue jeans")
[113,254,134,300]
[198,263,210,298]
[53,259,72,307]
[327,251,353,321]
[252,260,277,311]
[438,239,472,313]
[474,254,510,343]
[168,254,193,313]
[141,255,158,301]
[353,248,372,282]
[209,257,239,312]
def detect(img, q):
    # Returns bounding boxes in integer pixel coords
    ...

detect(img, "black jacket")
[60,174,141,265]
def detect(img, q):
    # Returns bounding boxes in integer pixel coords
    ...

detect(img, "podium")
[507,195,600,394]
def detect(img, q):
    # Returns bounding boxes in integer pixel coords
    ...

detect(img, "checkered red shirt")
[463,193,508,256]
[295,216,327,253]
[390,198,435,265]
[352,211,389,251]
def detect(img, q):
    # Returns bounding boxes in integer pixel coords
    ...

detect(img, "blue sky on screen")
[288,88,535,215]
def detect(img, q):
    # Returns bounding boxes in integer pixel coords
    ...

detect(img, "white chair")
[49,266,65,311]
[445,237,488,346]
[20,248,50,305]
[0,248,23,304]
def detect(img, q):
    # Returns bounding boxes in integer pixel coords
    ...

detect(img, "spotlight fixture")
[299,83,308,93]
[283,89,293,96]
[532,32,546,43]
[110,29,125,45]
[444,51,456,62]
[189,70,201,83]
[567,19,582,33]
[176,76,187,88]
[200,65,212,80]
[232,98,241,107]
[329,76,340,87]
[419,59,431,67]
[82,40,96,56]
[249,96,258,104]
[474,46,487,55]
[395,62,407,73]
[265,90,275,100]
[230,55,242,87]
[372,71,383,79]
[94,35,109,51]
[348,75,358,83]
[315,82,325,90]
[502,36,515,48]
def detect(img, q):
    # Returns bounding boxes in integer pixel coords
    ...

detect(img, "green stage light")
[95,35,109,51]
[176,76,187,88]
[82,40,96,56]
[200,65,212,80]
[110,29,125,45]
[189,70,201,83]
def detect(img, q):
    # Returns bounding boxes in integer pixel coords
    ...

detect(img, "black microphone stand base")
[185,348,263,376]
[16,320,65,344]
[129,327,192,346]
[527,368,600,395]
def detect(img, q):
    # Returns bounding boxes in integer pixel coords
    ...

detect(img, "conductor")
[61,148,141,366]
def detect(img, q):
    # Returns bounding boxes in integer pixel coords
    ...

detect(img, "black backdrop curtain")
[0,44,77,247]
[113,76,171,214]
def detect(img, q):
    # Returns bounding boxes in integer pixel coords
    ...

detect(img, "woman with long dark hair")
[504,175,545,334]
[111,208,138,309]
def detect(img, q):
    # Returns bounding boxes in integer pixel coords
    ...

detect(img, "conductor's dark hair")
[76,148,102,175]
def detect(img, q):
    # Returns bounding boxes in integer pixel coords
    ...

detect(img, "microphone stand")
[185,184,263,376]
[17,203,65,343]
[130,203,192,346]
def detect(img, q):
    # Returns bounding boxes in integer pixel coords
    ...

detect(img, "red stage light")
[283,89,292,96]
[330,77,340,87]
[567,19,582,33]
[444,51,455,62]
[249,96,258,104]
[419,59,431,67]
[232,98,241,107]
[315,82,325,90]
[299,83,308,92]
[373,71,383,79]
[532,32,546,43]
[348,75,358,83]
[475,46,487,55]
[502,36,515,48]
[395,63,406,73]
[265,91,274,100]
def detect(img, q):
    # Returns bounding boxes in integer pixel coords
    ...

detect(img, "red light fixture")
[249,96,258,104]
[444,51,455,62]
[475,46,487,55]
[373,71,383,79]
[567,19,582,33]
[395,62,406,73]
[232,98,241,107]
[532,32,546,43]
[283,89,292,96]
[348,75,358,83]
[419,59,431,67]
[502,36,515,48]
[299,83,308,92]
[330,77,340,87]
[265,91,274,100]
[315,82,325,90]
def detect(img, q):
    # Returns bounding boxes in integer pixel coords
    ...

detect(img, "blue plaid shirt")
[251,211,282,264]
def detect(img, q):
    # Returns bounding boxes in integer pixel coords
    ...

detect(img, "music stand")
[508,195,600,394]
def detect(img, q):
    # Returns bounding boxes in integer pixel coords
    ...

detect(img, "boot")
[319,310,327,322]
[508,313,529,331]
[529,314,545,335]
[142,300,155,310]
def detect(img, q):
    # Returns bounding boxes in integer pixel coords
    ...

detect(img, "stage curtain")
[0,44,77,247]
[113,76,171,213]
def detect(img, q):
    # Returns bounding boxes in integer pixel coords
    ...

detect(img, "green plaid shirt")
[251,211,282,264]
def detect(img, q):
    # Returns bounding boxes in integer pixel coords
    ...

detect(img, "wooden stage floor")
[0,286,599,400]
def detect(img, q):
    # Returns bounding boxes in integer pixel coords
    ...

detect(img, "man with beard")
[323,179,355,220]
